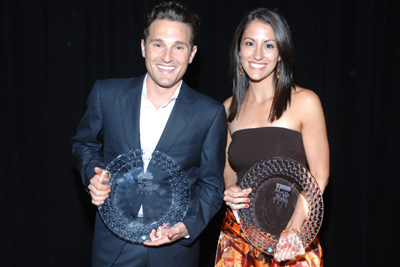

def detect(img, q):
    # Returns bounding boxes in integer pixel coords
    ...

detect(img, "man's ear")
[188,45,197,64]
[141,39,146,58]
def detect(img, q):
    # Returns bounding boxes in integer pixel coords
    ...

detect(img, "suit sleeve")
[71,80,106,188]
[181,105,227,244]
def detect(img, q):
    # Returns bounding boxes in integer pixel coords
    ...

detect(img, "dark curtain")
[1,0,399,266]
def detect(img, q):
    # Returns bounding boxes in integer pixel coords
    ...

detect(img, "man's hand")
[143,222,189,246]
[88,167,111,206]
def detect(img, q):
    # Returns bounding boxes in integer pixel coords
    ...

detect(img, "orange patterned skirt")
[215,209,323,267]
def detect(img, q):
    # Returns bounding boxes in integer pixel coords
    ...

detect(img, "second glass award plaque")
[238,157,323,255]
[98,149,190,244]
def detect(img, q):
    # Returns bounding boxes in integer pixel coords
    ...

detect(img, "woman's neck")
[247,78,275,103]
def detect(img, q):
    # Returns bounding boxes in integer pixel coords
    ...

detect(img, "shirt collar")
[142,74,181,108]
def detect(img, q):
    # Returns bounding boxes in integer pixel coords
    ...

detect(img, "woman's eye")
[266,43,274,48]
[245,41,254,46]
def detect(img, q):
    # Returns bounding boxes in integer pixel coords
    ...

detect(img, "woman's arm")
[275,89,329,262]
[284,89,329,230]
[222,98,251,211]
[300,89,330,193]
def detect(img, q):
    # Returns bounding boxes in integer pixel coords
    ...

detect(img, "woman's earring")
[276,61,281,79]
[239,64,243,76]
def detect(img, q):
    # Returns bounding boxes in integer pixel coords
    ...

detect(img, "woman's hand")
[274,229,305,262]
[223,184,252,223]
[223,184,252,210]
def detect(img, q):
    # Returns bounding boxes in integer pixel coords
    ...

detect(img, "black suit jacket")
[71,76,227,265]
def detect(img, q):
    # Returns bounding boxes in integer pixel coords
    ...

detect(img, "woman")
[215,8,329,267]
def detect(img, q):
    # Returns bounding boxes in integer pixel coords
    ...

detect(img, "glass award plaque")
[238,157,323,255]
[98,149,190,244]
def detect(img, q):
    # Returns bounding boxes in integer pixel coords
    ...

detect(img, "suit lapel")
[156,83,196,153]
[119,78,143,150]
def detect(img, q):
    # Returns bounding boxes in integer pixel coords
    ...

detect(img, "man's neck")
[145,79,181,110]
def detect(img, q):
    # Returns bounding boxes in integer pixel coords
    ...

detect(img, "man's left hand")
[143,222,189,246]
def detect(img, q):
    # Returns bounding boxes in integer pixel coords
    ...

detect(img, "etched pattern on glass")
[238,157,323,255]
[98,149,190,244]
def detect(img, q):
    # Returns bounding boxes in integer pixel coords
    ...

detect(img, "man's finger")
[143,235,169,246]
[167,226,181,240]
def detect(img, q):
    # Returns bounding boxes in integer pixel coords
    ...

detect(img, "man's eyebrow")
[148,38,189,47]
[148,38,163,43]
[174,40,189,46]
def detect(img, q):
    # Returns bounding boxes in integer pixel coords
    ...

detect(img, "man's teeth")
[158,65,175,70]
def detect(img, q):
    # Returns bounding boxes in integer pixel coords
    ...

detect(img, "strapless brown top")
[228,127,307,184]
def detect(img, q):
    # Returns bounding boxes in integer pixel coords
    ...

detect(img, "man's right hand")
[88,167,111,206]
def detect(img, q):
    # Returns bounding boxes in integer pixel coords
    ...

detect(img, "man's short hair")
[143,1,200,48]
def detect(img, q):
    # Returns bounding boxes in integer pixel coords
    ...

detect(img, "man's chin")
[146,73,183,90]
[155,79,181,89]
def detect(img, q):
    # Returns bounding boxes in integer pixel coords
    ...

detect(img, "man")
[71,2,227,266]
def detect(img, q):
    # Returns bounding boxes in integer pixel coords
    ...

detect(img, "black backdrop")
[2,0,399,266]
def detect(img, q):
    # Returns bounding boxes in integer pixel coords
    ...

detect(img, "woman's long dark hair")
[228,8,295,122]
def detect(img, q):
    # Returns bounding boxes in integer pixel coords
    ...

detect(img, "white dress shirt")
[140,75,181,156]
[138,75,181,217]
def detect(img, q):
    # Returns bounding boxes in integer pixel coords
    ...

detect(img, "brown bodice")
[228,127,307,184]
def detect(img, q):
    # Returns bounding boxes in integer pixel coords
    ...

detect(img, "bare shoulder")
[223,96,233,113]
[292,86,323,112]
[291,86,326,130]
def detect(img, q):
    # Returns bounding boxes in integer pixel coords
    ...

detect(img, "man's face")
[141,19,197,91]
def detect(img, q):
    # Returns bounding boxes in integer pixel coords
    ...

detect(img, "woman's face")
[239,20,281,83]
